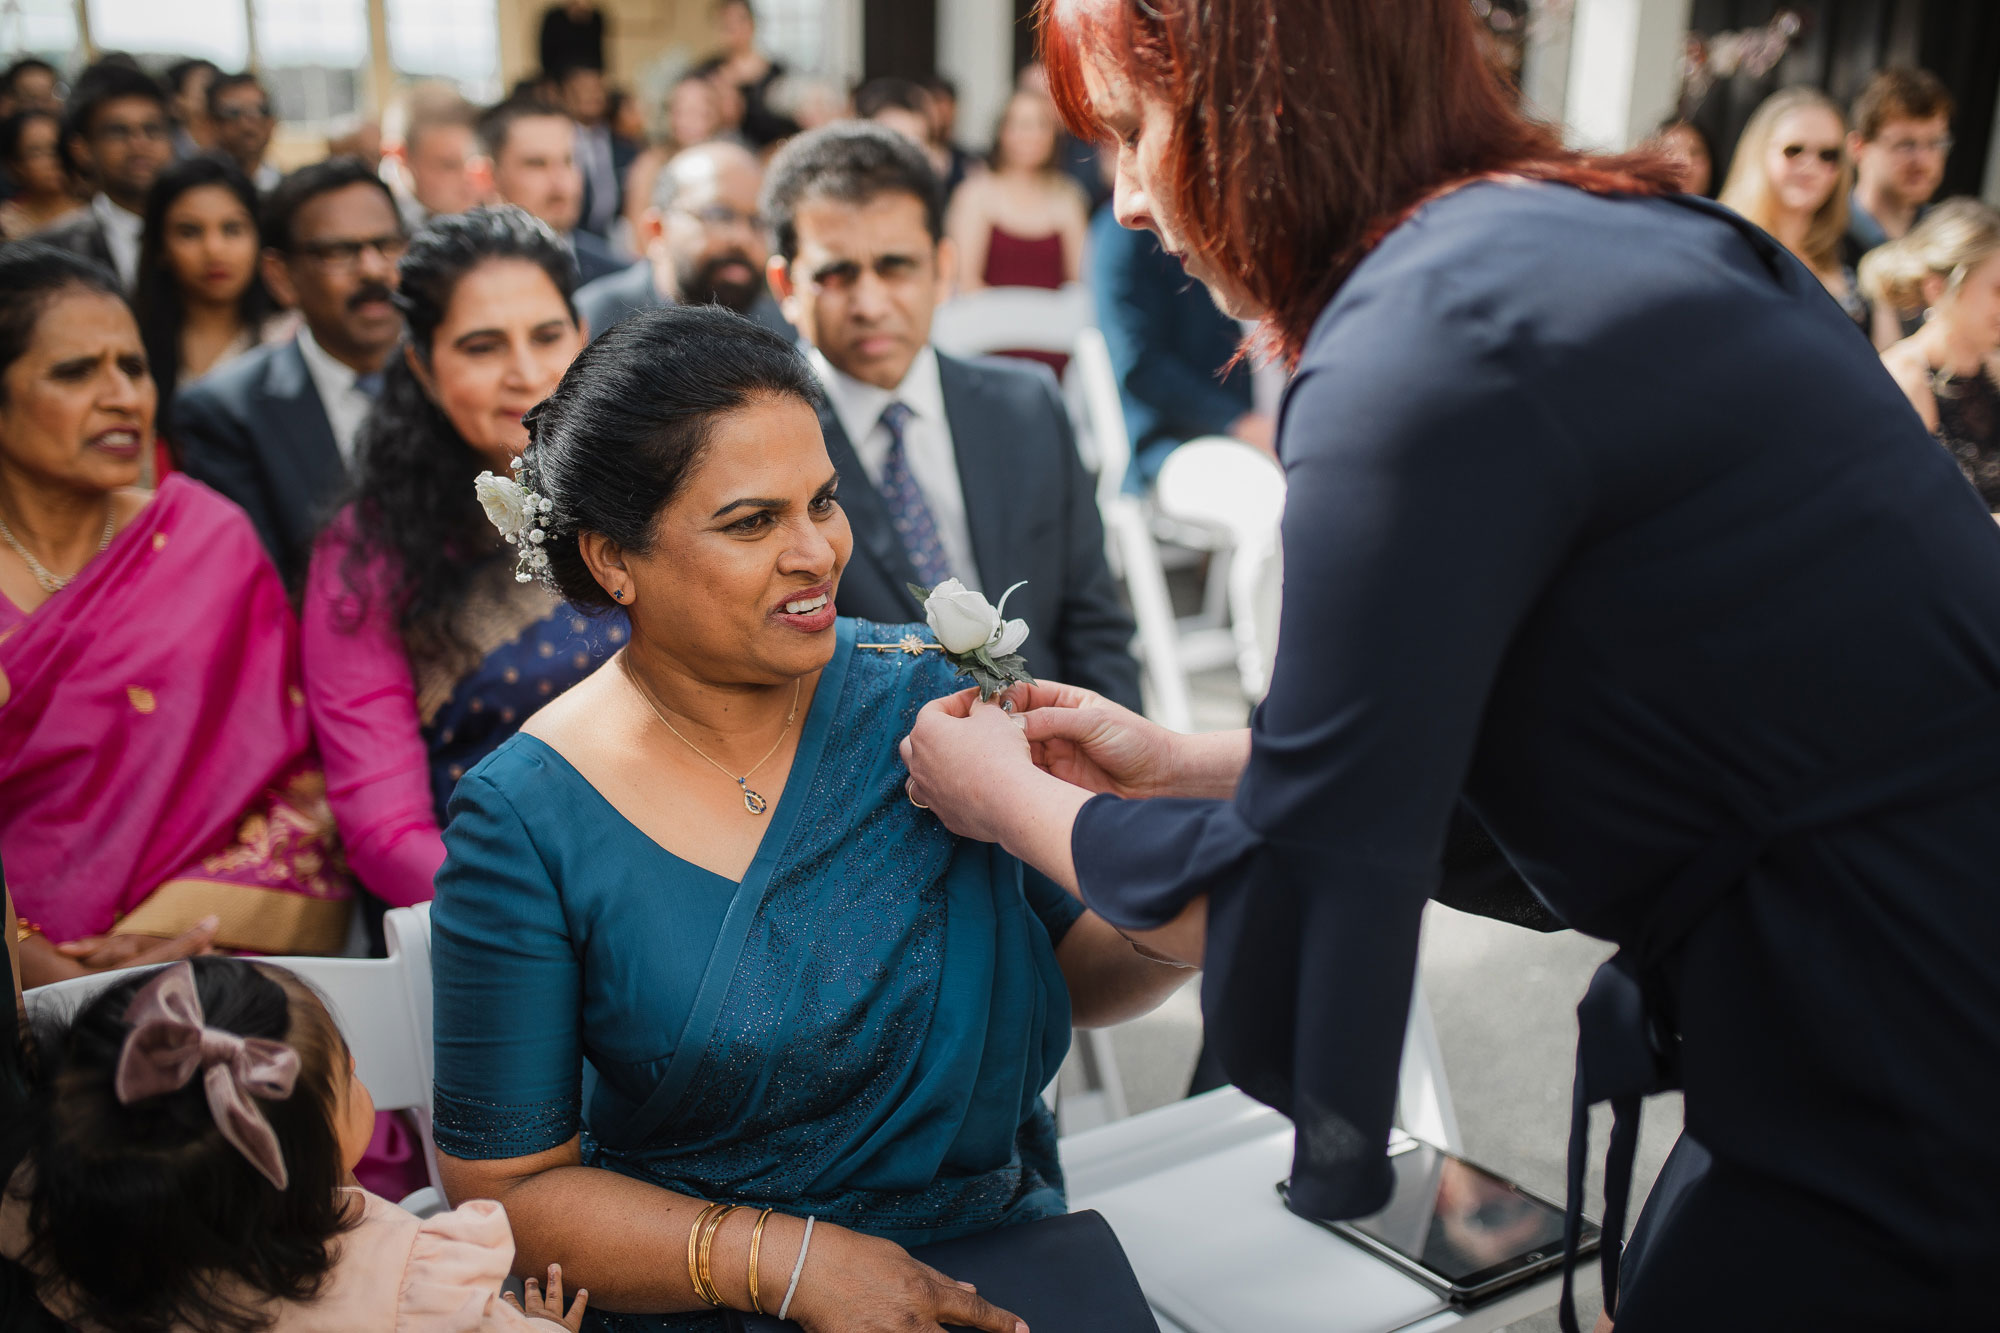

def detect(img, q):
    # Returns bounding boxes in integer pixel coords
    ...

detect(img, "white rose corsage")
[474,457,555,584]
[909,578,1035,701]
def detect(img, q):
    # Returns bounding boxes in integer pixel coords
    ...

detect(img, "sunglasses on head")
[1781,143,1841,165]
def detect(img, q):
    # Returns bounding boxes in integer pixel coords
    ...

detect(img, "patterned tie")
[355,371,385,399]
[876,401,954,587]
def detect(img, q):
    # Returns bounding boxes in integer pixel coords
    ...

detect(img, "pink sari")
[0,476,353,953]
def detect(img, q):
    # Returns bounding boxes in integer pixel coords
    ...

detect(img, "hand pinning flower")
[910,578,1035,701]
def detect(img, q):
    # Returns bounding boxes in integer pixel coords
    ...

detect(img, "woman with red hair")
[904,1,2000,1328]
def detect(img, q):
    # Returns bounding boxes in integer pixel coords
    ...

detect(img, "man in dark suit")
[477,96,621,284]
[41,61,174,293]
[762,124,1140,709]
[575,140,790,342]
[172,159,406,589]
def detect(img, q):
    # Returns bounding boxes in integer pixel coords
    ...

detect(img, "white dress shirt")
[295,326,377,467]
[807,345,982,591]
[91,193,143,292]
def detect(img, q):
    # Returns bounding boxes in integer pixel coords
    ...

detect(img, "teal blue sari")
[431,619,1079,1332]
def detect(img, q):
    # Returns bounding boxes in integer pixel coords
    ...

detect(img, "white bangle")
[776,1214,816,1321]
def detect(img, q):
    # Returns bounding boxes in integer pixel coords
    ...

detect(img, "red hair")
[1041,0,1681,367]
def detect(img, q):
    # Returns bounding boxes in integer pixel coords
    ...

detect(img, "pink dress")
[2,1185,542,1331]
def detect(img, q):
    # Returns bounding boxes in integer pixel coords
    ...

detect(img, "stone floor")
[1095,658,1682,1332]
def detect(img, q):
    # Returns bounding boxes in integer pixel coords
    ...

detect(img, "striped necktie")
[876,400,954,587]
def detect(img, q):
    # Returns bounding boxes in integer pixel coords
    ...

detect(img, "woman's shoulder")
[149,474,277,562]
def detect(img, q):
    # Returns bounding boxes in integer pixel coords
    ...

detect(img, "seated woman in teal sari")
[431,306,1182,1333]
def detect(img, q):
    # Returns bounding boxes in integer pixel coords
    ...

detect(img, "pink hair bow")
[113,961,301,1190]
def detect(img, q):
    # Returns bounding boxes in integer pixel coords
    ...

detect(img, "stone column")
[1564,0,1692,151]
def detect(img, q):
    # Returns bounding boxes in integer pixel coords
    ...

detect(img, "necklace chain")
[621,653,802,816]
[0,499,117,594]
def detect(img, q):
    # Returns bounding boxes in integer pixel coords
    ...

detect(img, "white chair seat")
[931,284,1094,361]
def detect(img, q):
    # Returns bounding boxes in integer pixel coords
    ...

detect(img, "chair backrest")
[23,904,436,1116]
[1155,437,1288,698]
[931,284,1095,361]
[1069,326,1134,514]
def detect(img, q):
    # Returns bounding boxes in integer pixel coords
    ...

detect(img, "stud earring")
[611,588,626,601]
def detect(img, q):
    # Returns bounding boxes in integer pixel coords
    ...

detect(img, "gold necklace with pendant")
[621,653,802,816]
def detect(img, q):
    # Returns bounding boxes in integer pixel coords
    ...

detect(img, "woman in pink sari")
[0,243,353,990]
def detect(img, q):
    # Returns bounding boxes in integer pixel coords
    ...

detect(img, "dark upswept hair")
[0,242,129,408]
[524,303,823,611]
[759,121,944,263]
[338,205,579,670]
[13,957,354,1333]
[135,155,273,423]
[260,156,398,255]
[1038,0,1678,368]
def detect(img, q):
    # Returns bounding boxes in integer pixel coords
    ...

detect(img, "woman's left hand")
[901,689,1041,844]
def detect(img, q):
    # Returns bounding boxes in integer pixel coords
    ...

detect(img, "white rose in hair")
[474,471,533,540]
[923,578,1004,654]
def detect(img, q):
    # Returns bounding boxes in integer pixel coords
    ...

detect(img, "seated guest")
[621,74,736,245]
[135,156,279,434]
[557,64,624,241]
[2,956,579,1332]
[1650,118,1713,197]
[575,140,790,342]
[1863,199,2000,508]
[303,207,614,910]
[945,90,1087,293]
[762,125,1142,708]
[0,58,60,119]
[1844,67,1954,268]
[164,57,219,158]
[208,72,280,193]
[0,245,354,991]
[384,86,487,229]
[479,97,622,285]
[41,61,173,293]
[1089,200,1267,489]
[431,306,1185,1329]
[691,0,798,149]
[855,77,960,193]
[0,110,80,240]
[1719,87,1873,337]
[172,158,406,589]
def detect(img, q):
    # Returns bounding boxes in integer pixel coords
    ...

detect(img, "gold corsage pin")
[861,579,1035,702]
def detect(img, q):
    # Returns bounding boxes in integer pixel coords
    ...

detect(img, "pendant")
[739,780,768,816]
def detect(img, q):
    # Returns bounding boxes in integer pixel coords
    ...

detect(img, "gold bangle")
[697,1203,741,1308]
[686,1203,726,1306]
[747,1207,775,1314]
[14,917,40,945]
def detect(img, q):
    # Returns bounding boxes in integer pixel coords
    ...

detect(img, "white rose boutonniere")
[909,578,1035,701]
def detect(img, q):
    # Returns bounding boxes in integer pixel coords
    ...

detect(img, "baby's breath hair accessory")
[474,456,556,584]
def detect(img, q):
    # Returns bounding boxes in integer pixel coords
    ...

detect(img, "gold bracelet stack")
[746,1207,775,1314]
[685,1202,739,1307]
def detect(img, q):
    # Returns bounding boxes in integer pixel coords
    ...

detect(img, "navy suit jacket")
[171,338,345,592]
[817,351,1142,711]
[569,228,624,285]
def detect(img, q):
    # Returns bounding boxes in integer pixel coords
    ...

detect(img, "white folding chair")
[1153,438,1287,701]
[24,902,442,1214]
[929,283,1095,363]
[1069,326,1199,731]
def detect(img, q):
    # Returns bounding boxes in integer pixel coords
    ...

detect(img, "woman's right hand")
[1007,680,1180,800]
[785,1223,1026,1333]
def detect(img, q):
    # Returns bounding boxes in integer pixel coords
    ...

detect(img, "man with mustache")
[172,158,406,589]
[574,139,793,342]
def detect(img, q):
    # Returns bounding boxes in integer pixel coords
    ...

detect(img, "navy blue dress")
[1073,182,2000,1327]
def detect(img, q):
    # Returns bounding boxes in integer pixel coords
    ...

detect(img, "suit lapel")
[262,341,348,495]
[936,354,1019,593]
[817,404,921,614]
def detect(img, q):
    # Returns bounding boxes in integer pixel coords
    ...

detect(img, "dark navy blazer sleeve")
[1073,264,1592,1218]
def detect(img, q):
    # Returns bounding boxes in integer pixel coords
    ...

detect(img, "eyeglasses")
[1883,134,1953,159]
[294,234,408,272]
[673,204,766,233]
[1781,143,1841,166]
[92,119,171,146]
[214,102,272,123]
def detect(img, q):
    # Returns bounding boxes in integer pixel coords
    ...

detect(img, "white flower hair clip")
[474,456,555,584]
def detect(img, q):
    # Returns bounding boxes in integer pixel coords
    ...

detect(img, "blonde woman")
[1862,199,2000,508]
[1719,87,1871,332]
